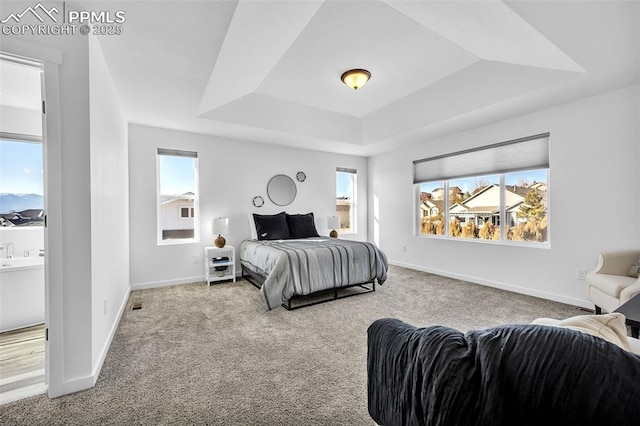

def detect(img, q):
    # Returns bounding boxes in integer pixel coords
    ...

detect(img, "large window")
[157,149,199,243]
[415,134,549,245]
[336,168,356,234]
[0,139,44,227]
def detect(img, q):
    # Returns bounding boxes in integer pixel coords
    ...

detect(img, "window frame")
[156,148,199,245]
[414,133,550,249]
[415,169,550,248]
[336,167,357,234]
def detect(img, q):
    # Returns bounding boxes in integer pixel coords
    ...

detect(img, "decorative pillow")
[253,212,290,240]
[248,213,258,240]
[628,259,640,278]
[550,313,630,351]
[286,213,320,239]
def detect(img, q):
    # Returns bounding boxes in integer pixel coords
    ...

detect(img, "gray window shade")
[157,148,197,158]
[337,167,356,174]
[413,133,549,184]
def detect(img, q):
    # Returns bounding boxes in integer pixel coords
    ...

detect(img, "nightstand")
[204,245,235,285]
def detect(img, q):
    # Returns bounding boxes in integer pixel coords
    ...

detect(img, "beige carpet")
[0,265,583,425]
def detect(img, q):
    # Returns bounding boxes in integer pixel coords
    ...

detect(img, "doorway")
[0,54,47,404]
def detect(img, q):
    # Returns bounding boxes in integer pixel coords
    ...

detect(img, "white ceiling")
[94,0,640,156]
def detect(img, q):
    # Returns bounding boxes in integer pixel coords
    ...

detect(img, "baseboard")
[130,276,205,291]
[59,374,94,396]
[91,287,131,386]
[389,260,592,309]
[131,270,243,291]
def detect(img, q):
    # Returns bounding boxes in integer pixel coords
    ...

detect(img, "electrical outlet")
[576,269,587,280]
[401,245,406,253]
[103,298,108,315]
[193,255,199,264]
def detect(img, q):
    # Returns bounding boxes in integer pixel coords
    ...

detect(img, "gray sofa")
[367,318,640,426]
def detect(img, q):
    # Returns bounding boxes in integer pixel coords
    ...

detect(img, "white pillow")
[628,258,640,278]
[248,213,257,240]
[547,313,630,351]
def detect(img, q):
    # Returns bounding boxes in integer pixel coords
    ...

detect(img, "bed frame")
[241,264,375,310]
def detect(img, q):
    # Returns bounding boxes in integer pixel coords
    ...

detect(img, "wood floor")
[0,324,46,404]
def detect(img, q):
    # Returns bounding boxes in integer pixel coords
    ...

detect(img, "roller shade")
[413,133,549,184]
[157,148,197,158]
[337,167,357,174]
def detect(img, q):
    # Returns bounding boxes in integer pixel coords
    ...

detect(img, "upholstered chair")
[585,250,640,314]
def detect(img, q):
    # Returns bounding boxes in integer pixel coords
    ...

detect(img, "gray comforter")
[240,238,388,309]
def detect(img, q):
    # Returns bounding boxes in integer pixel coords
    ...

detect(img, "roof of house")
[19,209,44,218]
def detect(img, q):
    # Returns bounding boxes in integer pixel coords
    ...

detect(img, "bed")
[240,212,388,310]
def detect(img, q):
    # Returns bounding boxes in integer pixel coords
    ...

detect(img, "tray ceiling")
[93,0,640,155]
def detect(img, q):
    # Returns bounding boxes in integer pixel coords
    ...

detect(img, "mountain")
[0,193,44,213]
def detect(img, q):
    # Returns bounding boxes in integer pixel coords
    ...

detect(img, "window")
[179,206,194,218]
[157,149,199,243]
[414,134,549,245]
[0,139,44,227]
[505,169,548,242]
[336,168,357,233]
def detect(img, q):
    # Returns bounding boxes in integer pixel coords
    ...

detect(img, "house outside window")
[336,168,356,234]
[415,134,549,246]
[157,149,199,244]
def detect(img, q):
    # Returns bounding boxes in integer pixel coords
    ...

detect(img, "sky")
[420,169,547,194]
[0,139,44,195]
[336,171,353,198]
[158,155,197,195]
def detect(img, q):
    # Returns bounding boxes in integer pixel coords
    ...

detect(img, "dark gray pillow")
[286,213,320,239]
[253,212,290,240]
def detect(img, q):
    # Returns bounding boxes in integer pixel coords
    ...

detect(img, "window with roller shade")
[415,133,549,245]
[157,148,199,244]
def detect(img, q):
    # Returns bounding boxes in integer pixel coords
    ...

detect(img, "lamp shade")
[213,217,229,235]
[327,216,340,230]
[327,216,340,238]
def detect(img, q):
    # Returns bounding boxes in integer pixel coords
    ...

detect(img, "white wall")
[1,12,131,395]
[369,85,640,308]
[0,29,94,396]
[88,36,130,374]
[128,124,368,288]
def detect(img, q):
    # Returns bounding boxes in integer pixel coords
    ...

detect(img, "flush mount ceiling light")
[341,69,371,90]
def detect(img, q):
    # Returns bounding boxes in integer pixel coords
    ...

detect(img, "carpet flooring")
[0,265,584,424]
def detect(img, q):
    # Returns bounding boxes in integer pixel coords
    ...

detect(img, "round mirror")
[267,174,297,206]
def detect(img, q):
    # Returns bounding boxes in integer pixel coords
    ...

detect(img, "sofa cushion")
[629,258,640,278]
[367,318,640,426]
[587,273,637,297]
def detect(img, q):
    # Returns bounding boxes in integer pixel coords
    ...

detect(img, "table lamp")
[327,216,340,238]
[213,217,229,248]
